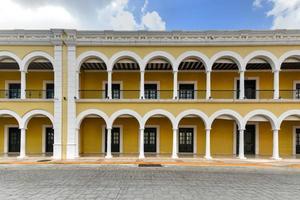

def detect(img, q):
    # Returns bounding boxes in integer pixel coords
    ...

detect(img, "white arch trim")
[278,50,300,69]
[175,51,210,72]
[278,110,300,128]
[76,51,109,72]
[108,51,143,71]
[175,109,209,129]
[0,51,22,69]
[208,109,244,130]
[21,51,55,72]
[142,51,176,71]
[21,110,54,129]
[210,51,244,71]
[243,109,278,130]
[0,110,22,126]
[244,50,278,71]
[108,109,143,129]
[142,109,176,129]
[76,109,109,129]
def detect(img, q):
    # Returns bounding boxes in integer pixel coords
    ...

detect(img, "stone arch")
[175,51,210,72]
[108,109,143,129]
[108,51,143,71]
[21,51,54,72]
[175,109,209,129]
[142,51,176,71]
[210,51,244,71]
[0,51,22,69]
[142,109,176,129]
[243,109,278,130]
[278,50,300,70]
[208,109,244,130]
[76,109,109,129]
[0,110,22,127]
[278,110,300,128]
[244,50,278,71]
[21,110,54,129]
[76,51,109,72]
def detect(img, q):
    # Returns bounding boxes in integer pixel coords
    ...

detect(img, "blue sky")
[0,0,299,30]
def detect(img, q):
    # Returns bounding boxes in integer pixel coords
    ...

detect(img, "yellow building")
[0,29,300,160]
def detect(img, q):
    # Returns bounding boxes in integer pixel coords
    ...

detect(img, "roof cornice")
[0,29,300,46]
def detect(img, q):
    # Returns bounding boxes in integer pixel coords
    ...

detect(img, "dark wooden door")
[46,83,54,99]
[179,84,194,99]
[144,128,157,152]
[105,84,120,99]
[237,80,256,99]
[9,83,21,99]
[105,128,120,153]
[45,127,54,153]
[179,128,194,153]
[296,129,300,154]
[144,84,158,99]
[236,125,256,155]
[8,128,20,152]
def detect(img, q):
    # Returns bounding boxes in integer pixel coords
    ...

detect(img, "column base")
[204,155,212,160]
[138,155,145,159]
[271,156,282,160]
[237,156,247,160]
[105,155,113,159]
[172,154,179,159]
[17,155,27,159]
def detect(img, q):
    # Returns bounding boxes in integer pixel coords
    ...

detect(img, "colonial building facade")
[0,29,300,160]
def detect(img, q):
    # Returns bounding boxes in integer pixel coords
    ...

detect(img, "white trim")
[210,51,244,72]
[4,125,19,154]
[293,126,300,155]
[76,51,109,72]
[108,51,143,72]
[233,122,259,155]
[145,125,160,154]
[5,80,21,90]
[178,125,197,154]
[142,51,176,71]
[102,125,123,153]
[43,80,54,99]
[42,125,53,154]
[293,80,300,99]
[244,50,278,72]
[21,110,54,129]
[144,81,160,99]
[178,81,198,99]
[233,77,259,99]
[102,80,123,99]
[21,51,54,72]
[176,51,210,72]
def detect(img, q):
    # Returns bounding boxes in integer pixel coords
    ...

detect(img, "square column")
[21,71,26,99]
[172,128,178,159]
[238,129,246,159]
[273,70,280,99]
[140,71,145,99]
[206,71,211,100]
[105,128,112,159]
[173,71,178,99]
[107,71,112,99]
[239,71,245,99]
[74,128,80,158]
[18,128,27,159]
[204,129,212,159]
[139,128,145,159]
[272,129,281,160]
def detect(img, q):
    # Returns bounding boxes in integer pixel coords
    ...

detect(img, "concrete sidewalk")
[1,156,300,168]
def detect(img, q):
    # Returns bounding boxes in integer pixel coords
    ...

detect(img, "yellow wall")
[0,118,18,153]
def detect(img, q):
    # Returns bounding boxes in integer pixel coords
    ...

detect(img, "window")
[144,84,158,99]
[8,83,21,99]
[295,83,300,99]
[179,84,195,99]
[45,83,54,99]
[105,83,121,99]
[236,79,257,99]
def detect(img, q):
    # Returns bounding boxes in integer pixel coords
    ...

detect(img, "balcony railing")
[26,90,54,99]
[0,90,20,99]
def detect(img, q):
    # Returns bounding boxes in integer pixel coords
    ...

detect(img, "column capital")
[238,128,245,131]
[239,70,245,73]
[272,128,280,132]
[173,70,178,74]
[139,128,145,131]
[172,128,178,131]
[273,69,280,73]
[205,128,211,131]
[205,70,212,73]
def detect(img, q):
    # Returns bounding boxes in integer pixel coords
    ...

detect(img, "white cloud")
[0,0,166,30]
[253,0,300,29]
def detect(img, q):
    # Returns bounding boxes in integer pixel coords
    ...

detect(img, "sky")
[0,0,299,30]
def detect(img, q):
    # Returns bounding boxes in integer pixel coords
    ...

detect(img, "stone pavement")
[0,164,299,200]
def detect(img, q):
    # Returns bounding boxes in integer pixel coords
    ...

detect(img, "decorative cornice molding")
[0,29,300,46]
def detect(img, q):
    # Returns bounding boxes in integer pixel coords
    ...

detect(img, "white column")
[238,129,246,159]
[139,128,145,159]
[140,71,145,99]
[75,71,80,99]
[21,71,26,99]
[272,129,281,160]
[173,71,178,99]
[18,128,26,159]
[273,70,280,99]
[74,128,79,158]
[172,128,178,159]
[206,70,211,100]
[239,71,245,99]
[107,71,112,99]
[204,128,212,159]
[105,128,112,159]
[53,45,63,159]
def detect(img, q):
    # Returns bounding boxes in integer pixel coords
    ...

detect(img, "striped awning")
[28,62,53,70]
[81,62,106,70]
